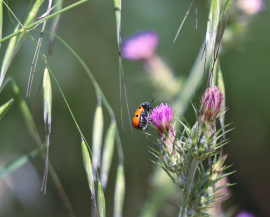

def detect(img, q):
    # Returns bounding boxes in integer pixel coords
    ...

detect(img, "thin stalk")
[179,158,199,217]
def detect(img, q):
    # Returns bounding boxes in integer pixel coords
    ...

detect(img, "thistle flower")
[121,31,158,61]
[149,103,174,139]
[121,31,180,100]
[237,0,264,15]
[148,103,185,173]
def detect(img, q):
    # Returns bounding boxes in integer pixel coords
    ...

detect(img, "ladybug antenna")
[151,98,155,104]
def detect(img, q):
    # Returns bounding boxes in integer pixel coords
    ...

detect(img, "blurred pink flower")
[236,211,256,217]
[237,0,264,15]
[200,86,223,123]
[121,31,158,61]
[215,176,229,203]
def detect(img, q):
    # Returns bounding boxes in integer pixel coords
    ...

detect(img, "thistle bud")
[187,86,227,161]
[200,86,223,125]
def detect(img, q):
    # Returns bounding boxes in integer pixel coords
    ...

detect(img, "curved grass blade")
[0,144,46,179]
[29,31,126,217]
[114,163,125,217]
[0,98,14,120]
[92,104,104,180]
[42,31,124,162]
[47,0,63,63]
[97,180,106,217]
[100,122,116,189]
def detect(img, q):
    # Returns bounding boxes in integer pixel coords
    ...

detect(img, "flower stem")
[179,157,199,217]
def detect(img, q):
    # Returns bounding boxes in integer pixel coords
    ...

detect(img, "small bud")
[200,86,223,124]
[121,31,158,61]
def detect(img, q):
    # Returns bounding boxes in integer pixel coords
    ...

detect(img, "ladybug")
[132,101,153,131]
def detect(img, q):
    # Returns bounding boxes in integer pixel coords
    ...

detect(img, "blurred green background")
[0,0,270,216]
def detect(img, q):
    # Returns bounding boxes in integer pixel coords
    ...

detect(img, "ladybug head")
[140,102,153,111]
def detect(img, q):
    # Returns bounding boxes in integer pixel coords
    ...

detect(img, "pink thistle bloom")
[236,211,255,217]
[200,86,223,123]
[237,0,264,15]
[121,31,158,61]
[147,103,173,136]
[147,103,184,173]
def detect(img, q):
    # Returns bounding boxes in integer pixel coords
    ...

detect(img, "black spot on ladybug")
[139,106,141,109]
[136,115,139,117]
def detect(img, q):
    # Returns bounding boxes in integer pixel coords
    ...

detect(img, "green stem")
[179,158,199,217]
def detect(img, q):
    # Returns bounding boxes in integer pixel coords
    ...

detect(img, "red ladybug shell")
[132,106,144,129]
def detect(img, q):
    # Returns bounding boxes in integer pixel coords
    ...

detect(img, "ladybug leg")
[145,128,150,139]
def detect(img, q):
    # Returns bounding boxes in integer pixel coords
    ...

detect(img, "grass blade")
[97,180,106,217]
[92,104,104,179]
[114,163,125,217]
[0,98,14,120]
[100,122,116,189]
[0,144,46,179]
[47,0,63,63]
